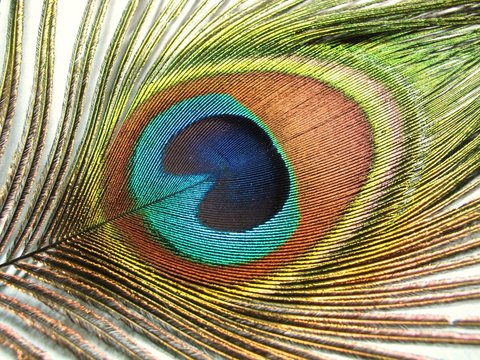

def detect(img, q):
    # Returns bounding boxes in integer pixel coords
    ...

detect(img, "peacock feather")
[0,0,479,358]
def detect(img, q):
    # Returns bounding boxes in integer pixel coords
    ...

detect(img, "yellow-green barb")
[0,0,479,359]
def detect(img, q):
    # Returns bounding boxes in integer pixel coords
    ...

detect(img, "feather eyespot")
[104,72,376,283]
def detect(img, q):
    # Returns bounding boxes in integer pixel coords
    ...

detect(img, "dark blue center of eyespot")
[163,115,290,232]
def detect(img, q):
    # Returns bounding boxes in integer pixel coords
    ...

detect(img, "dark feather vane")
[0,0,479,358]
